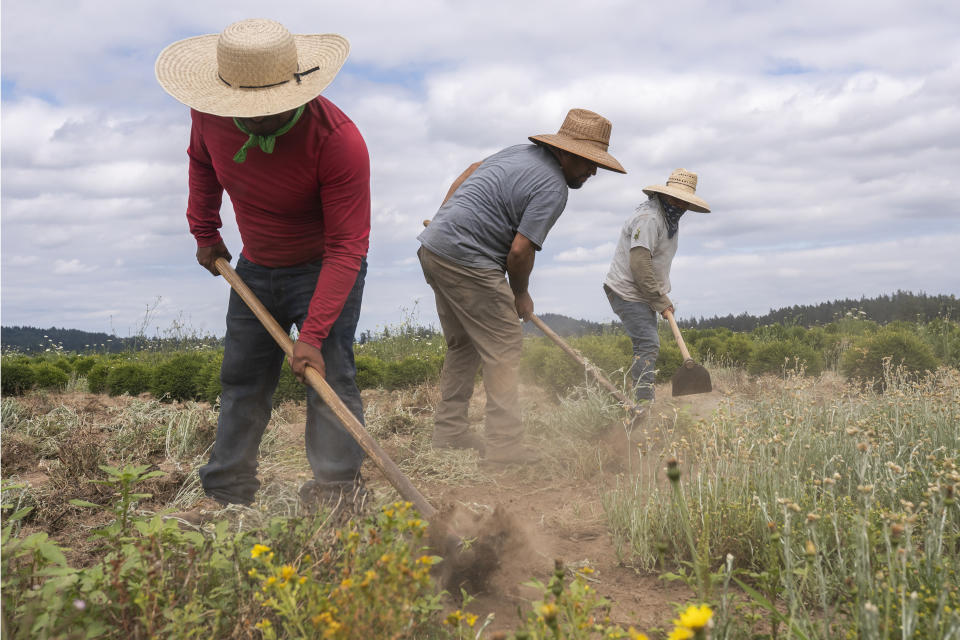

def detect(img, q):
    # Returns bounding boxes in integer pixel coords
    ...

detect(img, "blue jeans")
[605,285,659,403]
[199,255,367,505]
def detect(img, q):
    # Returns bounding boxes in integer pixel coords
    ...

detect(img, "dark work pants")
[199,255,367,505]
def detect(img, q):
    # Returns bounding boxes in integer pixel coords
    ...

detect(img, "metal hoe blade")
[671,358,712,396]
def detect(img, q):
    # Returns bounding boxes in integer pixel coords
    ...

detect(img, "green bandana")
[232,104,306,163]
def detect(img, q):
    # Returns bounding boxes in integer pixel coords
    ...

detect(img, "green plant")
[748,339,824,376]
[199,350,224,404]
[718,334,754,367]
[70,464,166,538]
[30,362,69,391]
[1,361,35,395]
[248,501,443,639]
[841,327,940,388]
[72,355,99,376]
[355,354,386,389]
[86,362,112,394]
[507,560,650,639]
[383,355,443,390]
[106,362,153,396]
[152,353,207,401]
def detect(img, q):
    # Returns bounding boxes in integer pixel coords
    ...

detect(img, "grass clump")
[603,367,960,638]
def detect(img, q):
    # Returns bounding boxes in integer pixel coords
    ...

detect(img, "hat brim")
[528,134,626,174]
[643,185,710,213]
[155,33,349,117]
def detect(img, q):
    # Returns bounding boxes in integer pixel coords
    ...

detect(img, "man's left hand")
[290,340,325,382]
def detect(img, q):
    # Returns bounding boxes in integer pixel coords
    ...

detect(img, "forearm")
[506,245,535,296]
[299,253,363,349]
[629,247,672,312]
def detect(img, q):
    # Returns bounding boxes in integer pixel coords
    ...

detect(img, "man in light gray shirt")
[604,169,711,409]
[418,109,625,464]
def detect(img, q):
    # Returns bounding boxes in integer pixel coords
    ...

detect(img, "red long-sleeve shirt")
[186,96,371,349]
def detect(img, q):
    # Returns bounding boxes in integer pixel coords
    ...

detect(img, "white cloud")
[52,259,98,275]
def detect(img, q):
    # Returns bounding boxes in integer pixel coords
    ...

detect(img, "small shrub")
[152,353,207,401]
[355,355,386,390]
[1,362,35,395]
[107,363,153,396]
[719,334,754,366]
[696,336,724,361]
[52,359,73,374]
[30,363,69,391]
[72,356,99,376]
[199,351,224,405]
[87,362,112,394]
[383,356,442,390]
[841,328,939,387]
[748,339,823,376]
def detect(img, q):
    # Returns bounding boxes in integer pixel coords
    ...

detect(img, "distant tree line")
[0,326,222,355]
[4,291,957,353]
[680,291,959,331]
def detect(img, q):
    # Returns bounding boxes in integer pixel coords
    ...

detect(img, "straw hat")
[155,19,349,117]
[642,169,710,213]
[529,109,626,174]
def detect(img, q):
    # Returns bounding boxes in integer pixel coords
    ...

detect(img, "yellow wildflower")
[280,565,296,581]
[667,628,694,640]
[628,627,649,640]
[539,603,558,622]
[251,544,271,559]
[675,603,713,630]
[465,613,478,627]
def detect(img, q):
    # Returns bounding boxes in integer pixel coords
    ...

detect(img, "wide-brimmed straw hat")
[155,18,349,117]
[529,109,626,174]
[642,169,710,213]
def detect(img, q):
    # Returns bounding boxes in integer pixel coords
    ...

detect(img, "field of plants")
[2,313,958,639]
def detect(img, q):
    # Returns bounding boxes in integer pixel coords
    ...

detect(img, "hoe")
[663,309,712,396]
[214,258,500,588]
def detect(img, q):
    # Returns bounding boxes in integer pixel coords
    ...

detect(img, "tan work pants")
[418,247,523,450]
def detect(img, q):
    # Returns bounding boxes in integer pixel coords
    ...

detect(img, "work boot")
[165,495,227,526]
[483,443,541,466]
[432,430,486,455]
[299,478,368,517]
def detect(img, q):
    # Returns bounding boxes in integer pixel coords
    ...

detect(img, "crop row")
[2,316,958,401]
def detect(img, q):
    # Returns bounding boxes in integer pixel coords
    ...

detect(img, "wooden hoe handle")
[663,309,693,361]
[529,313,640,413]
[214,258,437,520]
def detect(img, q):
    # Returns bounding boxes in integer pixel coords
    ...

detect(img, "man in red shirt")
[156,19,370,519]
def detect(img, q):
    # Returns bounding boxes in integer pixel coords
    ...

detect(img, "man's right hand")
[196,241,232,276]
[514,290,534,321]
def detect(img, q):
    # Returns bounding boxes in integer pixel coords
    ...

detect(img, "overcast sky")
[2,0,958,341]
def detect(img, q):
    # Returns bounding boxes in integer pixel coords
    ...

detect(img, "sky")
[2,0,959,341]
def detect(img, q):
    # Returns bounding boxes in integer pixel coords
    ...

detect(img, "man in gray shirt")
[603,169,710,411]
[418,109,625,464]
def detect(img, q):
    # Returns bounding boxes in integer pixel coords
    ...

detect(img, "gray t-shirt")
[604,197,679,302]
[417,144,568,270]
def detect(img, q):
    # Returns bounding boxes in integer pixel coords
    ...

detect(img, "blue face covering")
[659,195,686,238]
